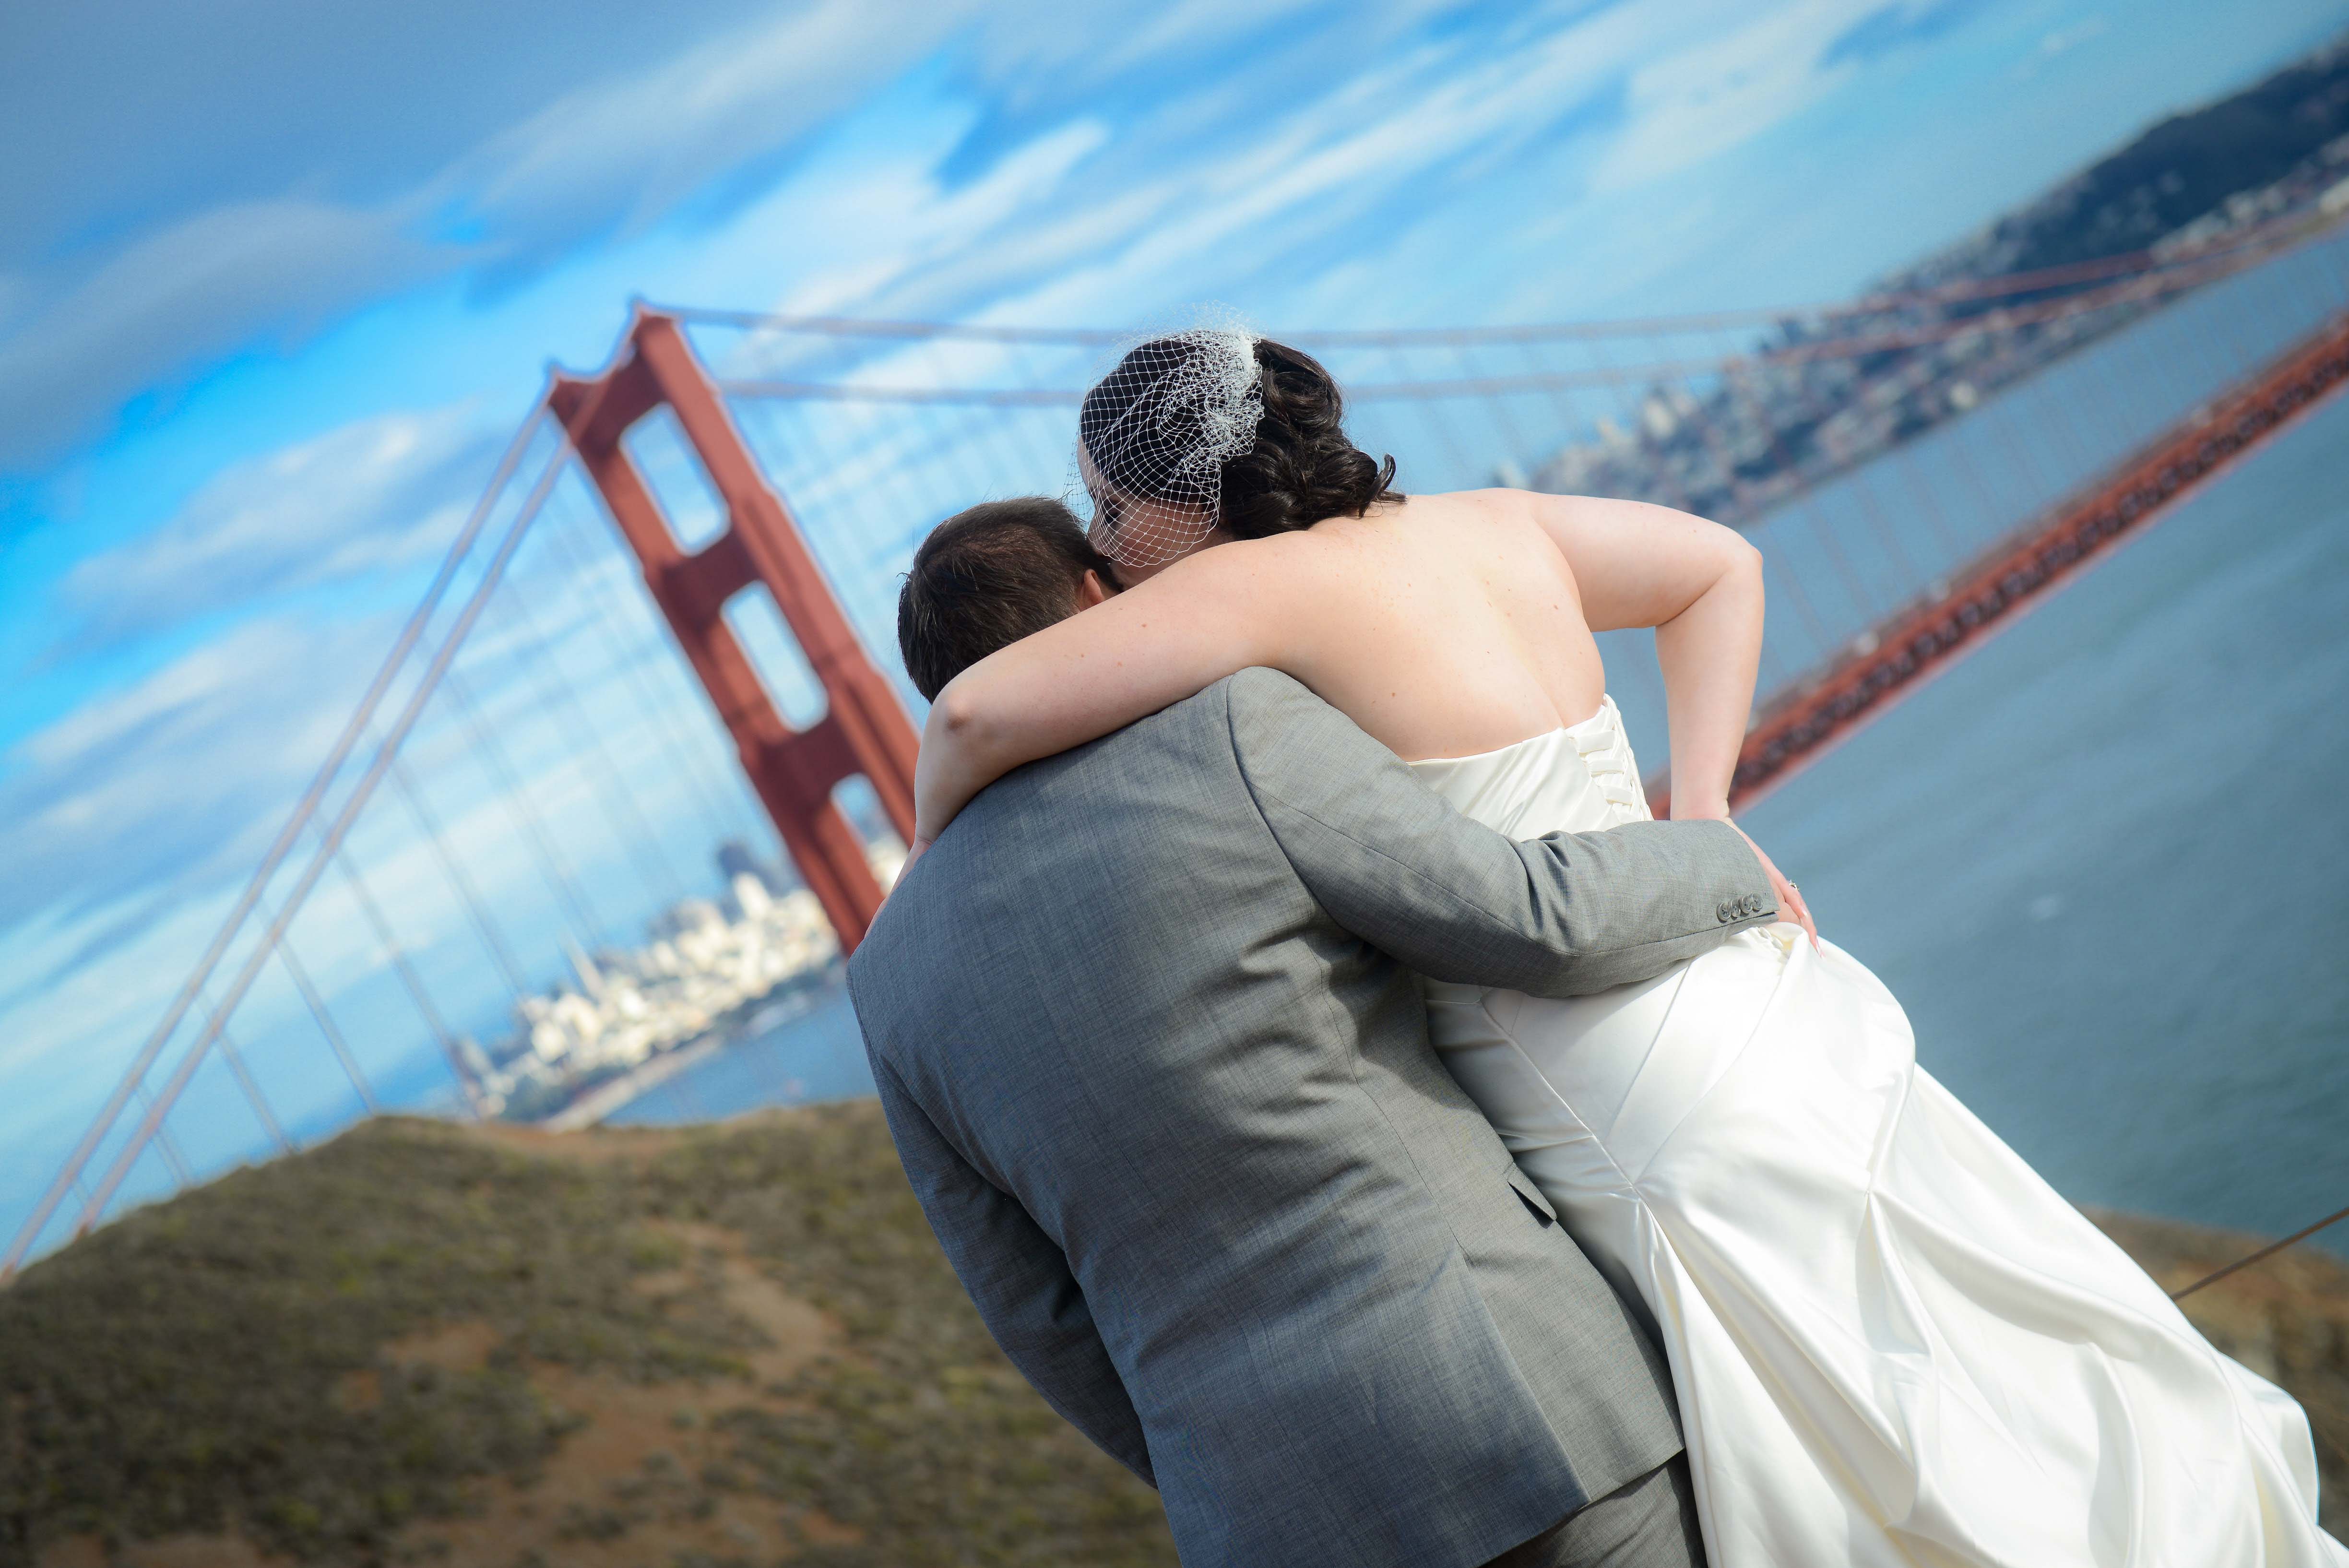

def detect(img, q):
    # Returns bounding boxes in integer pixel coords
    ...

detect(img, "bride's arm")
[1525,495,1762,817]
[914,537,1315,847]
[1526,494,1814,939]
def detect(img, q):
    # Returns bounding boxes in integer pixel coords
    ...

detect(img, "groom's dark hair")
[898,497,1120,701]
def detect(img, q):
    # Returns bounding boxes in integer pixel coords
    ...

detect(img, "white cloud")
[0,3,961,471]
[1591,0,1889,193]
[0,201,460,464]
[0,887,240,1127]
[754,119,1117,324]
[965,0,1466,99]
[62,404,498,647]
[0,613,393,937]
[722,6,1645,343]
[2012,15,2109,79]
[446,0,967,264]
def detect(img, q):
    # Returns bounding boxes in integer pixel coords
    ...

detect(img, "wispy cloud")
[0,612,392,936]
[1824,0,1998,67]
[1592,0,1904,193]
[2011,15,2110,80]
[0,201,459,465]
[0,0,1409,472]
[0,2,963,469]
[59,405,500,651]
[437,0,965,278]
[0,536,759,1156]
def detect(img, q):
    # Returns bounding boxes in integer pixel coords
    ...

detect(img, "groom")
[849,499,1775,1567]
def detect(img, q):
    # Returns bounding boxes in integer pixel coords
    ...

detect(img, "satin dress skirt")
[1426,924,2346,1567]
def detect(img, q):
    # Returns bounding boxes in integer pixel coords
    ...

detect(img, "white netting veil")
[1075,324,1265,571]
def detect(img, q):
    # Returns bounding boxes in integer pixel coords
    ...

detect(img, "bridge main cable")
[658,213,2319,353]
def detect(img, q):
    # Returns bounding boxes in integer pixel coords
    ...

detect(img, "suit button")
[1717,903,1732,923]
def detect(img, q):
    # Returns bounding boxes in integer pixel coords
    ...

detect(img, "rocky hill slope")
[2,1104,2339,1566]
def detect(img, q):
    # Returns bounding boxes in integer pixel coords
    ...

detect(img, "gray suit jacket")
[848,669,1774,1568]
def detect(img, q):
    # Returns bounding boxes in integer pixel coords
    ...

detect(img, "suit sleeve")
[1221,667,1776,997]
[865,1047,1157,1487]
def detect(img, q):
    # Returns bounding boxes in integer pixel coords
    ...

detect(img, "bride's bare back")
[1215,489,1608,761]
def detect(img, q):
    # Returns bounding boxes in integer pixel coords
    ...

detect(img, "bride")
[908,327,2344,1566]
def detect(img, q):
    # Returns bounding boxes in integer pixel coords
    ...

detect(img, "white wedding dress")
[1410,696,2344,1568]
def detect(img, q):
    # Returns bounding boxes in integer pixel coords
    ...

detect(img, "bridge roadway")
[1671,307,2349,815]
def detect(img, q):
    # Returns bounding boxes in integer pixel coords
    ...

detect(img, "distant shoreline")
[520,978,841,1131]
[527,1029,730,1131]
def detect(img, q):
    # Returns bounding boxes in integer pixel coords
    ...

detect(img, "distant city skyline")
[472,835,900,1126]
[4,0,2347,1166]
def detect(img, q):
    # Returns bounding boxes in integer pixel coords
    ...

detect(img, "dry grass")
[1,1104,1174,1568]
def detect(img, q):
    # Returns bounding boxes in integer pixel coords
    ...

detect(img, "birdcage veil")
[1073,317,1265,571]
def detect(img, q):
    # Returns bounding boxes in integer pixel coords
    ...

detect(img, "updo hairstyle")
[1079,336,1402,543]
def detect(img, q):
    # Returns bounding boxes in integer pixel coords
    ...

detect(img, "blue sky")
[4,0,2347,1155]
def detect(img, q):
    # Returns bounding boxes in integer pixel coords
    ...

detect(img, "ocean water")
[618,381,2349,1256]
[1734,383,2349,1252]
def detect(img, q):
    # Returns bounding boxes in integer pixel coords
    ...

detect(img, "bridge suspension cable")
[55,402,593,1243]
[0,405,556,1277]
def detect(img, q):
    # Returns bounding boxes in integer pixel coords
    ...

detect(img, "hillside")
[2,1105,2341,1566]
[0,1106,1173,1568]
[1893,30,2349,288]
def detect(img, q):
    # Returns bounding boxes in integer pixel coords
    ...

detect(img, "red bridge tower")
[550,309,917,952]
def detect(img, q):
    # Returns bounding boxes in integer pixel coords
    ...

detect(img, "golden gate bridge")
[7,206,2347,1280]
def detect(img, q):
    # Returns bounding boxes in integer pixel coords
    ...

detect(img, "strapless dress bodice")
[1403,695,1650,838]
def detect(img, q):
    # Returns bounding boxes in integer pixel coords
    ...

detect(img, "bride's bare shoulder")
[1403,488,1582,562]
[1405,486,1522,511]
[1140,526,1364,609]
[1425,486,1610,515]
[1403,486,1574,528]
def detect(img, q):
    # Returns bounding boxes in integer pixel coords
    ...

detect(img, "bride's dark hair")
[1081,336,1402,538]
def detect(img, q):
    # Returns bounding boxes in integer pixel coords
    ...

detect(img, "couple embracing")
[846,328,2342,1566]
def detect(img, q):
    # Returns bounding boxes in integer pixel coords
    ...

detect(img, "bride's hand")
[886,834,934,900]
[903,834,933,873]
[1723,820,1817,948]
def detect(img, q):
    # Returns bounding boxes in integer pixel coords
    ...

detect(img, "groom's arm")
[1222,668,1774,996]
[863,1049,1156,1487]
